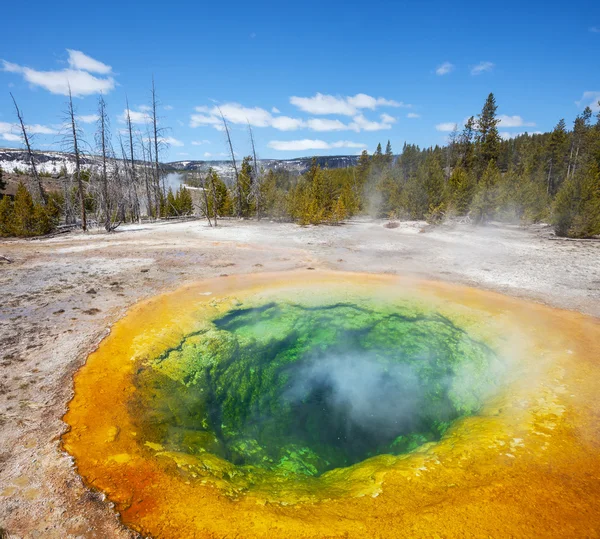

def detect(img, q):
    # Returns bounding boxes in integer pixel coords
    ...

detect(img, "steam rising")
[286,352,426,440]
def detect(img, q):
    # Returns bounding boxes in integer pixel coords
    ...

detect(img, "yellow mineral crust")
[62,271,600,538]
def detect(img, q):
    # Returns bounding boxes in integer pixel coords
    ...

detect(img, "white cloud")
[119,108,152,125]
[138,105,152,112]
[1,50,115,97]
[289,92,409,116]
[190,112,223,129]
[471,61,494,75]
[268,139,366,151]
[27,124,58,134]
[436,62,454,75]
[498,115,536,127]
[66,49,112,74]
[159,136,184,147]
[407,112,420,118]
[436,122,458,132]
[0,120,57,141]
[178,152,189,156]
[164,105,174,111]
[271,116,305,131]
[203,151,227,159]
[219,103,272,126]
[576,91,600,112]
[271,107,280,113]
[191,140,211,146]
[2,133,21,142]
[76,114,99,124]
[306,118,348,131]
[590,26,600,33]
[191,100,399,132]
[350,114,395,131]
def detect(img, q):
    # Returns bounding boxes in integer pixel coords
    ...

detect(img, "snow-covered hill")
[0,148,361,182]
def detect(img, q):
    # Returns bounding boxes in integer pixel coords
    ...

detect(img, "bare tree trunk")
[97,95,113,231]
[210,172,218,226]
[125,98,141,223]
[248,122,261,220]
[200,173,213,227]
[139,132,153,218]
[219,108,241,217]
[10,93,47,204]
[151,77,162,216]
[67,87,87,231]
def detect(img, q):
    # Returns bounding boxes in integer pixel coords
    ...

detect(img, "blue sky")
[1,0,599,161]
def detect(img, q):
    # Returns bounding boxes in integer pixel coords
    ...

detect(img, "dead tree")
[125,98,141,222]
[95,95,118,231]
[139,129,153,218]
[219,108,241,218]
[248,122,262,220]
[150,77,165,216]
[200,170,214,227]
[65,86,87,231]
[10,93,47,204]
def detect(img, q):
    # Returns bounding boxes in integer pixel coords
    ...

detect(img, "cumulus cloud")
[289,92,409,116]
[191,101,395,132]
[471,61,494,75]
[271,107,281,113]
[589,26,600,33]
[268,139,366,151]
[271,116,305,131]
[66,49,112,74]
[306,118,349,132]
[119,108,152,125]
[159,136,184,147]
[191,139,211,146]
[164,105,174,111]
[498,115,536,127]
[76,114,99,124]
[435,122,458,132]
[407,112,420,118]
[436,62,454,75]
[349,113,396,131]
[1,50,115,97]
[0,120,57,142]
[576,91,600,112]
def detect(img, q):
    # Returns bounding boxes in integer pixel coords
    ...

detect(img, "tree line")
[1,92,599,238]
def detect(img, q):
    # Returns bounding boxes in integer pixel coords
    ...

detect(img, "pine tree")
[424,153,446,222]
[384,140,393,165]
[166,188,177,216]
[239,156,255,217]
[0,166,5,192]
[12,181,36,235]
[545,119,568,196]
[476,93,501,174]
[330,196,347,224]
[176,186,193,215]
[0,195,13,236]
[471,160,501,223]
[553,163,600,237]
[356,150,371,187]
[447,166,474,215]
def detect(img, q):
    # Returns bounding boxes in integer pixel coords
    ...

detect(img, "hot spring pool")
[62,271,600,538]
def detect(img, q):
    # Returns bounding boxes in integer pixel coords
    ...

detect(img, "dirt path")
[1,218,599,538]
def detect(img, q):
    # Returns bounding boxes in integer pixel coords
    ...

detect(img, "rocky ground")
[1,217,599,538]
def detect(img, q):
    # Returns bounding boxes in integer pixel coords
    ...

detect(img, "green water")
[131,300,498,478]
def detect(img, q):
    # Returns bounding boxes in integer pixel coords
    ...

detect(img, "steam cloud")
[285,352,429,440]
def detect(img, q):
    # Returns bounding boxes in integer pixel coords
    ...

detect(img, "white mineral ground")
[1,218,599,538]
